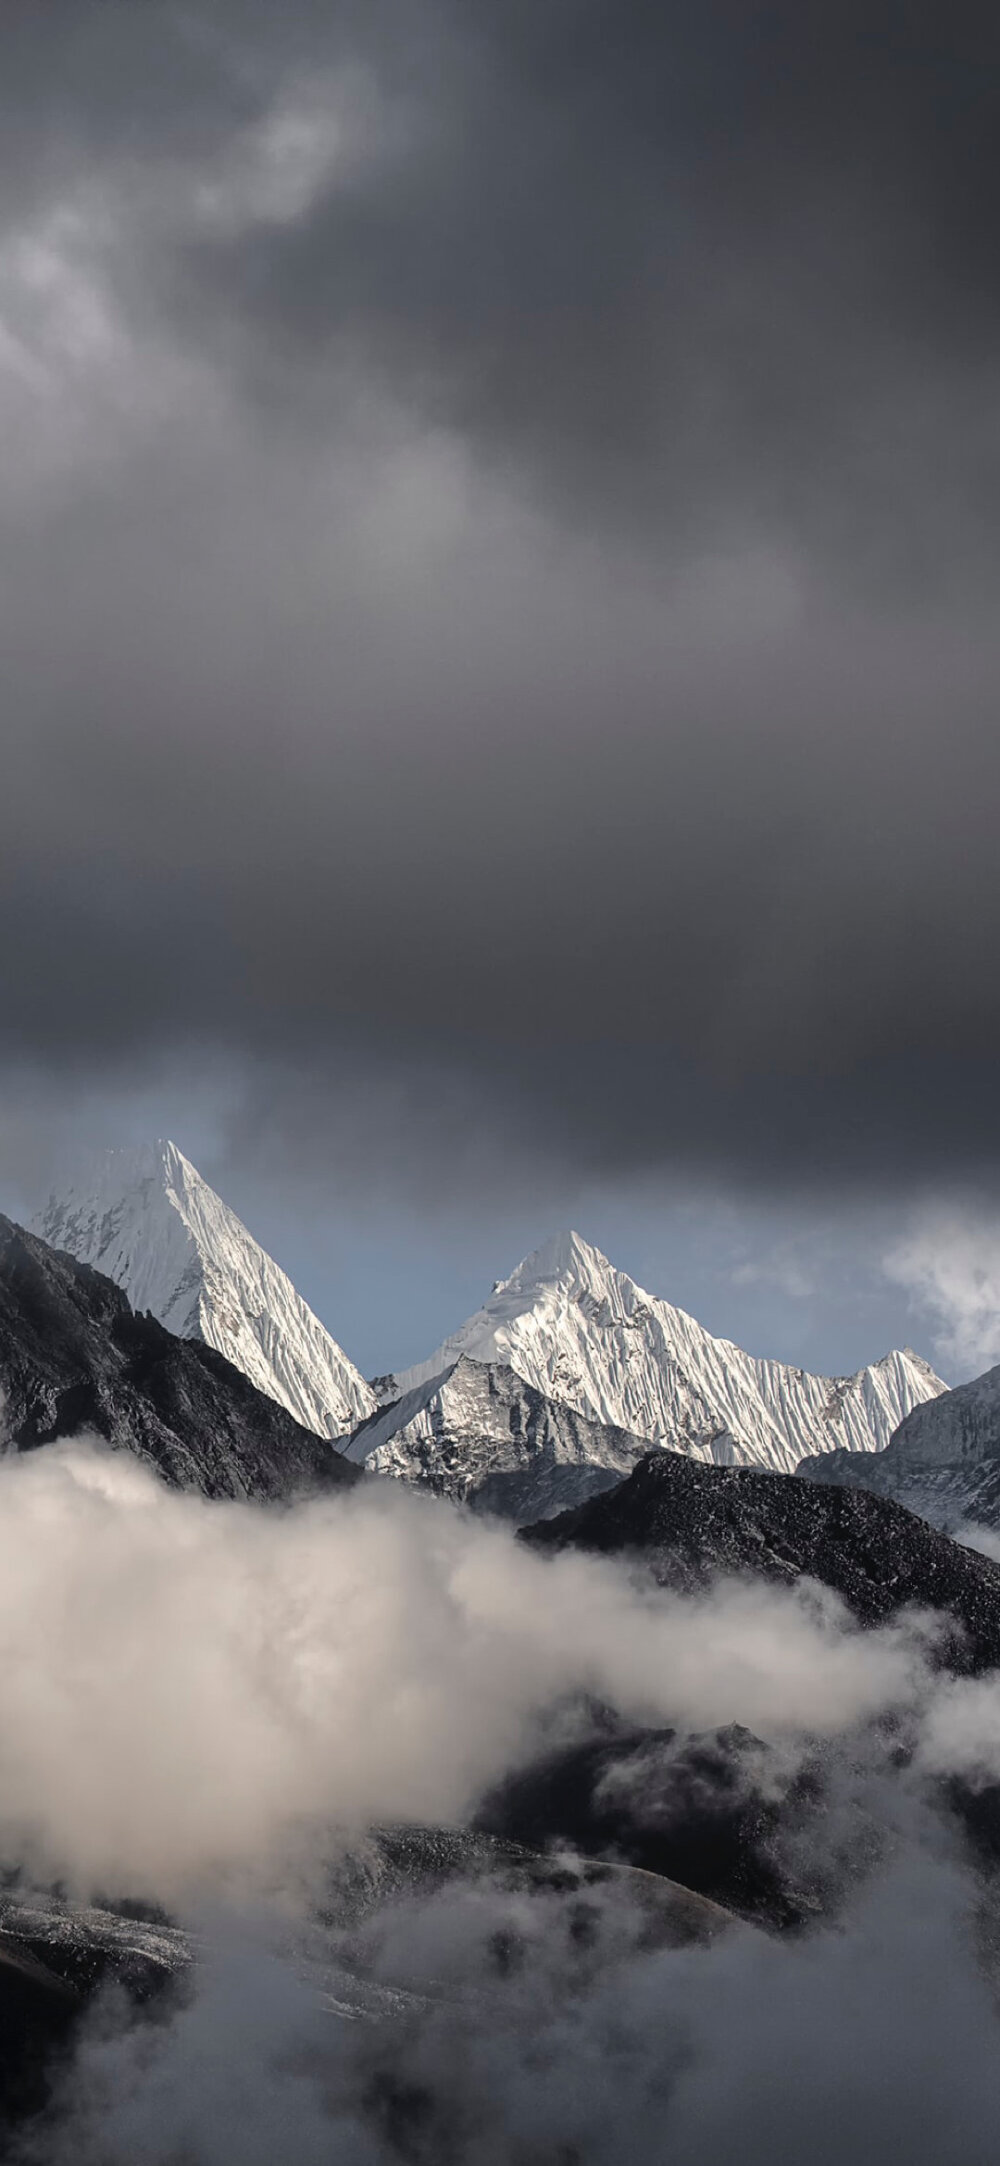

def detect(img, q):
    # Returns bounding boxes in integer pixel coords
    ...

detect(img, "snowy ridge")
[866,1366,1000,1472]
[379,1230,946,1477]
[798,1364,1000,1533]
[345,1355,648,1518]
[35,1141,375,1439]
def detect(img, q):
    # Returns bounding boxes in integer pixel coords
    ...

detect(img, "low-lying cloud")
[6,1439,1000,2160]
[16,1854,1000,2166]
[0,1442,926,1893]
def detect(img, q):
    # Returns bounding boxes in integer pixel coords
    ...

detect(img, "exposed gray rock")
[346,1355,648,1517]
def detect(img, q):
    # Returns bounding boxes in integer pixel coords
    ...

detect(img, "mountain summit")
[35,1141,375,1439]
[378,1230,946,1477]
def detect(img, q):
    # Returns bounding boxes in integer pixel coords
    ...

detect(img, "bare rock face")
[345,1355,649,1518]
[0,1216,360,1503]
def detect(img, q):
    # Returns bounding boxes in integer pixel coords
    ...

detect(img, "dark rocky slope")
[0,1217,359,1501]
[521,1448,1000,1672]
[0,1937,79,2130]
[513,1453,1000,1927]
[476,1717,818,1929]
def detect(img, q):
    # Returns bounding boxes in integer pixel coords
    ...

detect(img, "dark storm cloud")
[157,0,1000,580]
[1,0,1000,1192]
[4,0,1000,563]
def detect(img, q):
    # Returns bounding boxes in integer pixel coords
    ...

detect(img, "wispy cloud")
[884,1204,1000,1378]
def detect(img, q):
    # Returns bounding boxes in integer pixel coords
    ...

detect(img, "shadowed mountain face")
[513,1453,1000,1924]
[346,1355,647,1519]
[521,1451,1000,1674]
[0,1218,359,1502]
[476,1718,814,1931]
[0,1935,79,2130]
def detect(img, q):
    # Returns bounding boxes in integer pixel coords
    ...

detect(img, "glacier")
[35,1140,375,1439]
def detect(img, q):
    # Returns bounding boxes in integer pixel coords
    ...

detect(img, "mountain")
[377,1230,946,1478]
[35,1141,375,1439]
[798,1365,1000,1534]
[344,1355,651,1517]
[0,1216,359,1501]
[0,1831,732,2137]
[493,1453,1000,1930]
[522,1449,1000,1671]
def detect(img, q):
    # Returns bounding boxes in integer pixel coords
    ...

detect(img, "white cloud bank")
[5,1442,1000,2164]
[0,1441,925,1896]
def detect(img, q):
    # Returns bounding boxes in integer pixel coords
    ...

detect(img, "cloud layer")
[22,1862,1000,2166]
[0,1429,995,2157]
[0,1442,922,1892]
[3,1435,1000,2160]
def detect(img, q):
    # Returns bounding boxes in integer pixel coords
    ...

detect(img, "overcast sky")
[2,1,999,1379]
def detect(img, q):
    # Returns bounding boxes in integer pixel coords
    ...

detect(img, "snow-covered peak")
[35,1141,375,1439]
[385,1231,947,1476]
[503,1228,607,1292]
